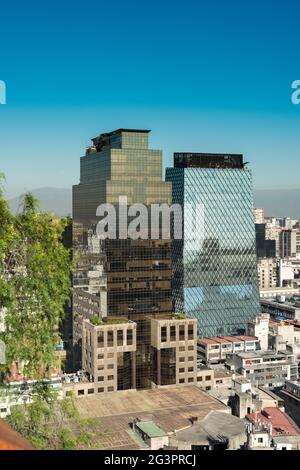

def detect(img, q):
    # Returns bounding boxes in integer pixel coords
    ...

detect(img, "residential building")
[197,336,258,364]
[246,407,300,450]
[247,313,270,350]
[226,350,298,389]
[257,258,277,289]
[166,152,260,336]
[279,380,300,428]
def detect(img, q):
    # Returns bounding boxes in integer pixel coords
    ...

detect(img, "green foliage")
[6,388,98,450]
[90,315,101,326]
[0,180,73,377]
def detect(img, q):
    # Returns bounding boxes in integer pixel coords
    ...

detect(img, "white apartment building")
[257,258,277,289]
[247,313,270,351]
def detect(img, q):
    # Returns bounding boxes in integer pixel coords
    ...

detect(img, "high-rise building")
[166,152,260,337]
[72,129,197,390]
[279,229,297,258]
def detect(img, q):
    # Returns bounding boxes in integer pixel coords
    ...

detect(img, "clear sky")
[0,0,300,197]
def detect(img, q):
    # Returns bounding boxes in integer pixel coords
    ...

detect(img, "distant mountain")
[254,189,300,219]
[8,187,72,217]
[7,187,300,219]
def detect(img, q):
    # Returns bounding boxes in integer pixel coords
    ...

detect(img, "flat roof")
[74,386,228,449]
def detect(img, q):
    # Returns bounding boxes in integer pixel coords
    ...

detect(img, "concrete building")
[196,365,214,391]
[150,317,197,386]
[82,318,137,393]
[278,259,295,288]
[257,258,277,290]
[197,336,258,364]
[169,411,246,450]
[246,407,300,450]
[261,298,300,322]
[278,380,300,428]
[63,315,199,397]
[247,313,270,350]
[226,350,298,389]
[268,319,296,352]
[279,229,297,258]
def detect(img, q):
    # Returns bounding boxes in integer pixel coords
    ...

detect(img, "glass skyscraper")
[166,153,260,337]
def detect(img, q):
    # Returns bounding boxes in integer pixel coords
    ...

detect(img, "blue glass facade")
[166,158,260,337]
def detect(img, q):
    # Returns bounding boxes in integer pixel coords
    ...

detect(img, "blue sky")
[0,0,300,197]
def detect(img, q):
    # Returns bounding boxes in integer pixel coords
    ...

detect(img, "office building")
[72,129,198,391]
[166,152,260,337]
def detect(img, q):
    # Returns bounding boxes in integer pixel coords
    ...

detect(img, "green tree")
[7,386,98,450]
[0,175,73,378]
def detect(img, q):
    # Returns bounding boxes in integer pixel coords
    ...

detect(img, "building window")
[97,332,104,348]
[197,376,203,382]
[179,357,185,362]
[127,329,133,345]
[98,354,104,360]
[161,326,167,342]
[170,325,176,341]
[107,386,114,392]
[107,353,114,358]
[188,345,194,351]
[179,368,185,373]
[88,389,94,394]
[98,387,104,393]
[108,375,114,381]
[97,365,104,371]
[188,324,194,340]
[188,367,194,372]
[205,375,211,381]
[117,330,123,346]
[107,330,114,347]
[78,389,85,396]
[188,356,194,361]
[188,377,194,383]
[179,378,185,384]
[98,376,104,382]
[179,325,185,341]
[107,364,114,370]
